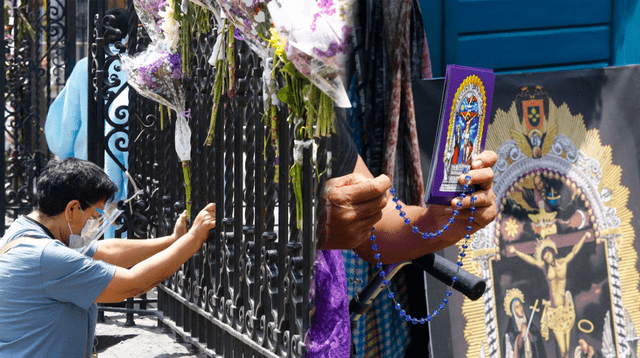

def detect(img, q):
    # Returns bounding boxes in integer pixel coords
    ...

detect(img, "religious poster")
[420,65,640,358]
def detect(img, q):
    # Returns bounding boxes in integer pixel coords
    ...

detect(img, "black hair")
[105,7,129,39]
[35,157,118,216]
[541,247,557,266]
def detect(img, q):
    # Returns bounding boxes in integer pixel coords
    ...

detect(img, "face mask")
[68,203,123,254]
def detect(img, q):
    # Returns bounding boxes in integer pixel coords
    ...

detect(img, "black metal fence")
[1,1,322,356]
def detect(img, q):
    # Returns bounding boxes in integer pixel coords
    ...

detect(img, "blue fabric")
[0,216,116,358]
[45,55,129,238]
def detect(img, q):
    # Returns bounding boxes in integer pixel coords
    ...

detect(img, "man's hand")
[188,203,216,244]
[319,173,391,250]
[172,210,188,240]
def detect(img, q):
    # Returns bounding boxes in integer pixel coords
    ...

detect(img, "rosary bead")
[465,175,471,182]
[352,184,475,324]
[390,188,396,195]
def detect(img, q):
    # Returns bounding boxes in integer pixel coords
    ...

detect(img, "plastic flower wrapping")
[267,0,355,108]
[124,0,194,216]
[132,0,167,44]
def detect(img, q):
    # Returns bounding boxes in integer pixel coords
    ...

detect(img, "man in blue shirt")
[0,157,217,357]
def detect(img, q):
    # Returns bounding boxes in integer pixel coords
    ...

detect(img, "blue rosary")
[351,172,476,324]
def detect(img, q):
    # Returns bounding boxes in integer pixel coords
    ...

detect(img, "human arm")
[93,210,188,268]
[95,204,215,302]
[507,245,541,267]
[322,151,498,264]
[564,231,591,263]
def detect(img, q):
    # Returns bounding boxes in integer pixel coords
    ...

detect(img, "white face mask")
[68,203,123,254]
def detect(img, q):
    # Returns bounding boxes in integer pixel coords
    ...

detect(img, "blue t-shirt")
[0,216,116,358]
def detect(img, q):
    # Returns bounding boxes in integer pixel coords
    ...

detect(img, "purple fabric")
[305,250,351,357]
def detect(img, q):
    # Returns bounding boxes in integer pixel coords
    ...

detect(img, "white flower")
[159,2,181,52]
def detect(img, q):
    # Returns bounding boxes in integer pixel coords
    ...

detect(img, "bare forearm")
[94,234,177,268]
[96,232,202,303]
[354,201,469,264]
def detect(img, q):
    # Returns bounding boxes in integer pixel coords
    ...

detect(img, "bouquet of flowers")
[124,0,194,216]
[217,0,272,58]
[132,0,167,44]
[267,0,356,108]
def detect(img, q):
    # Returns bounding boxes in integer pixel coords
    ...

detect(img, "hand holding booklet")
[413,65,496,205]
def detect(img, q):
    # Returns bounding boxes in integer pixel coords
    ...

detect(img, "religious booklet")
[415,65,496,205]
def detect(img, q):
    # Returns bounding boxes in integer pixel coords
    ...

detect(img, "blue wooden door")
[420,0,638,77]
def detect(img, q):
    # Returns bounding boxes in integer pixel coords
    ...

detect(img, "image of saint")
[503,288,547,358]
[451,94,480,165]
[508,233,591,358]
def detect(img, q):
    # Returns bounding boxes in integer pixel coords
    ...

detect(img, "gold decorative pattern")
[461,93,639,357]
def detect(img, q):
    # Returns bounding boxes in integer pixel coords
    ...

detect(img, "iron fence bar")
[86,0,104,167]
[64,0,76,78]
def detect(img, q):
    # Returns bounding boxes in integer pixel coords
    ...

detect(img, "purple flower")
[168,53,182,79]
[312,25,352,59]
[234,28,244,41]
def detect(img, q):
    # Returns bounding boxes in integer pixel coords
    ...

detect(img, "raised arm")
[564,232,591,263]
[93,211,189,268]
[96,204,215,303]
[508,245,542,268]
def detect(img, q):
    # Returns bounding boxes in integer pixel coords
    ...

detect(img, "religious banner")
[418,65,640,358]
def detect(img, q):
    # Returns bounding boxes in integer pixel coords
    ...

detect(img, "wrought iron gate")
[1,0,86,229]
[3,1,321,355]
[90,2,321,356]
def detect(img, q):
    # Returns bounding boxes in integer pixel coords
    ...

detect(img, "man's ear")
[64,200,82,222]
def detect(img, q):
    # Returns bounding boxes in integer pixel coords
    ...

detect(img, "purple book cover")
[424,65,496,205]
